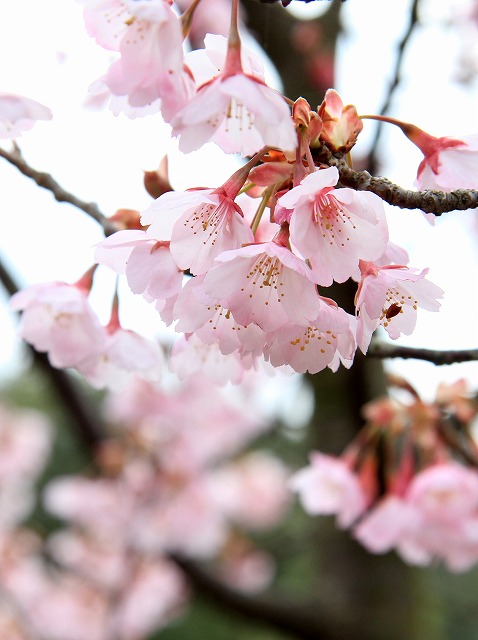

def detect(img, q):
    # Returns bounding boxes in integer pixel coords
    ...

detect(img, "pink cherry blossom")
[44,476,137,540]
[47,530,126,590]
[354,464,478,571]
[360,115,478,191]
[109,559,188,637]
[202,228,322,333]
[0,92,52,138]
[209,451,291,530]
[415,133,478,191]
[131,479,229,558]
[77,327,164,390]
[290,452,368,528]
[355,261,444,353]
[406,462,478,522]
[0,407,51,484]
[280,167,388,286]
[94,230,183,301]
[354,495,419,554]
[184,33,266,89]
[172,73,297,156]
[84,0,191,119]
[174,274,267,357]
[10,282,105,369]
[264,297,356,374]
[169,334,253,385]
[143,189,254,276]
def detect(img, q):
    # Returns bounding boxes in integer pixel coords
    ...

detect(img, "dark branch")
[368,341,478,366]
[436,420,478,469]
[0,145,116,236]
[315,145,478,214]
[367,0,421,175]
[170,553,356,640]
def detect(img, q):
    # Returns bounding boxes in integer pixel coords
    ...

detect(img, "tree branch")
[0,145,117,236]
[367,0,421,175]
[170,553,357,640]
[314,145,478,214]
[368,341,478,366]
[436,419,478,469]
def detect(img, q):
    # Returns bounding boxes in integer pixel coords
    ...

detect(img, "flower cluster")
[92,146,443,381]
[0,379,290,639]
[14,0,478,383]
[292,378,478,571]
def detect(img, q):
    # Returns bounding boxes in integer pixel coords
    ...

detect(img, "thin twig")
[368,341,478,366]
[436,420,478,469]
[0,145,117,236]
[368,0,421,175]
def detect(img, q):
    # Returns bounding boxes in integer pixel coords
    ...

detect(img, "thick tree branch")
[368,341,478,365]
[314,145,478,214]
[170,553,357,640]
[0,145,116,236]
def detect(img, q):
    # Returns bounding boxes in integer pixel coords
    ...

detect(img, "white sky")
[1,0,478,401]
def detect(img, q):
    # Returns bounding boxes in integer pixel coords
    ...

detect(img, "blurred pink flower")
[0,92,52,138]
[10,282,105,369]
[290,452,368,528]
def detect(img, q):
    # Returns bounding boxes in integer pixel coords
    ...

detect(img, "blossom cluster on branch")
[292,378,478,572]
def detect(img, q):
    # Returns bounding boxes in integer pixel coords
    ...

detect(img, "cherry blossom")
[202,226,322,333]
[354,464,478,571]
[171,12,296,155]
[0,92,52,138]
[355,261,444,353]
[10,281,105,369]
[184,33,266,89]
[172,73,296,156]
[142,186,254,276]
[169,334,253,385]
[360,114,478,191]
[94,230,183,301]
[406,462,478,522]
[415,133,478,191]
[290,452,368,528]
[264,297,356,374]
[174,274,267,357]
[209,451,291,530]
[84,0,191,119]
[281,167,388,286]
[77,327,164,391]
[353,495,419,554]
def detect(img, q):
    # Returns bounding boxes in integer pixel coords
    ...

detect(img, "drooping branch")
[0,145,117,236]
[367,0,421,175]
[368,340,478,366]
[315,145,478,214]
